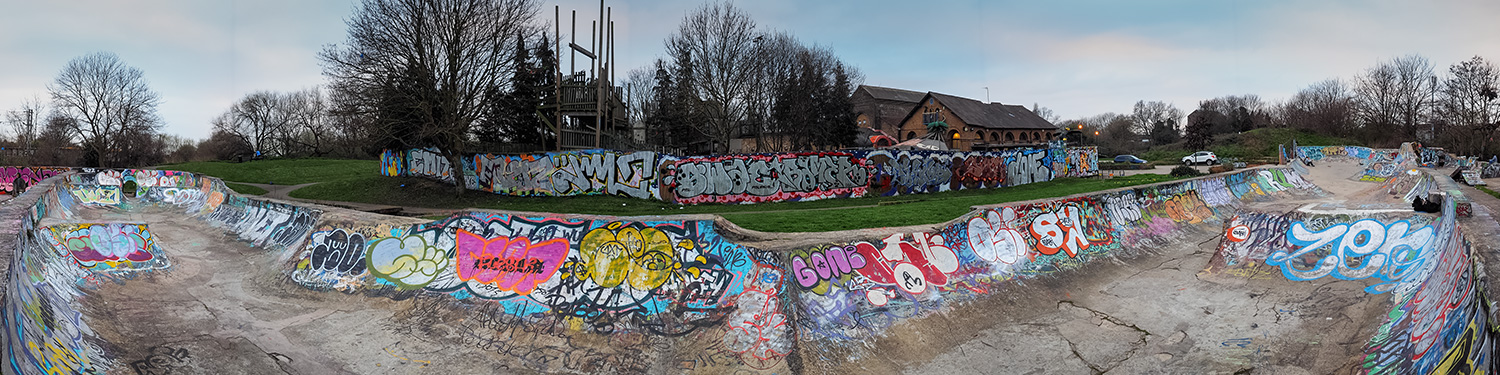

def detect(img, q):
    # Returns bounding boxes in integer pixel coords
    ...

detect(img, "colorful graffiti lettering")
[966,207,1029,264]
[790,244,867,293]
[1268,219,1434,294]
[456,229,567,295]
[384,145,1095,205]
[70,185,121,206]
[472,150,659,200]
[0,166,69,195]
[668,152,870,204]
[366,235,448,289]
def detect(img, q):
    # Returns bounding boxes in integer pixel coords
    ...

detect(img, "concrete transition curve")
[1,153,1496,374]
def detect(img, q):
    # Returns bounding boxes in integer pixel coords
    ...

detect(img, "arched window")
[949,131,962,149]
[990,132,999,142]
[1032,132,1041,142]
[1006,132,1015,142]
[1019,132,1029,142]
[906,131,917,140]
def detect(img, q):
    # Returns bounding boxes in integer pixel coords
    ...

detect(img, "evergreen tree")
[824,63,856,149]
[500,36,544,147]
[671,50,702,152]
[646,59,677,149]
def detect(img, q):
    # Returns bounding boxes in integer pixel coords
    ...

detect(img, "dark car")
[1114,155,1148,164]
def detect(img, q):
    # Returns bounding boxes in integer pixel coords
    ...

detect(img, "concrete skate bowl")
[0,164,1494,374]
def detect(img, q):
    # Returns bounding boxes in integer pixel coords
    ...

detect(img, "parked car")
[1113,155,1148,164]
[1181,151,1219,165]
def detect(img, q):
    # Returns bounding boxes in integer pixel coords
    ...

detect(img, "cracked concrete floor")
[905,226,1385,375]
[59,207,515,375]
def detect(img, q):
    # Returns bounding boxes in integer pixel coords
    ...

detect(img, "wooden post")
[555,6,563,152]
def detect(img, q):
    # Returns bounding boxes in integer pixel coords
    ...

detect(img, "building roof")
[921,92,1058,130]
[857,85,926,103]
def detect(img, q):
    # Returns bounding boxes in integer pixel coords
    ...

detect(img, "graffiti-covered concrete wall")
[1206,169,1497,374]
[0,166,69,195]
[790,167,1322,355]
[381,146,1100,204]
[5,161,1495,373]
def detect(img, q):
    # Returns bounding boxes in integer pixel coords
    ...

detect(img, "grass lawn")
[224,182,268,195]
[1477,186,1500,200]
[291,173,1185,232]
[161,159,378,185]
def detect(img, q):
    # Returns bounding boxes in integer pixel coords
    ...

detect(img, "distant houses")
[850,85,1059,151]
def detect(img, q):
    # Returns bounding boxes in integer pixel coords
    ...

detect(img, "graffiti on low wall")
[1356,199,1498,374]
[3,231,113,375]
[1056,146,1100,178]
[382,146,1099,204]
[0,166,70,195]
[666,152,869,204]
[1206,168,1498,374]
[794,167,1321,342]
[3,202,175,374]
[470,150,662,200]
[283,212,791,371]
[44,223,172,273]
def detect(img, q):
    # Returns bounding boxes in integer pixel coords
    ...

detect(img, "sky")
[3,0,1499,140]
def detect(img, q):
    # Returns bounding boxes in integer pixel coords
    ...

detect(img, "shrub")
[1170,165,1202,177]
[122,180,138,197]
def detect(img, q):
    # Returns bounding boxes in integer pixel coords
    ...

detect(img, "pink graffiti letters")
[454,229,568,295]
[791,244,867,291]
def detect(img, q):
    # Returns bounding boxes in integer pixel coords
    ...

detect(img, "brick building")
[894,92,1058,151]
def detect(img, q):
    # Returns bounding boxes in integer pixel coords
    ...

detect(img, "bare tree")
[1278,79,1357,136]
[48,52,161,167]
[621,66,657,144]
[1354,54,1436,145]
[1435,56,1500,155]
[284,87,336,157]
[215,91,294,157]
[4,96,46,149]
[665,1,760,153]
[1132,100,1183,146]
[321,0,540,194]
[32,113,80,166]
[1031,104,1060,125]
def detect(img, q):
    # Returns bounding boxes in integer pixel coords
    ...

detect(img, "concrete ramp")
[0,162,1495,374]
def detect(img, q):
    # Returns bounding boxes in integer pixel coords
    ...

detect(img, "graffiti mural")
[793,167,1326,344]
[44,223,172,273]
[471,150,660,200]
[280,212,791,370]
[70,185,121,206]
[0,166,70,195]
[1056,146,1100,178]
[1260,217,1435,294]
[406,148,455,183]
[14,161,1496,374]
[3,233,112,375]
[1356,198,1500,375]
[382,146,1095,204]
[666,152,869,204]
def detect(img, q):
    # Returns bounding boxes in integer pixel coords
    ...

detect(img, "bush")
[1170,165,1202,177]
[122,180,138,197]
[1141,149,1192,164]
